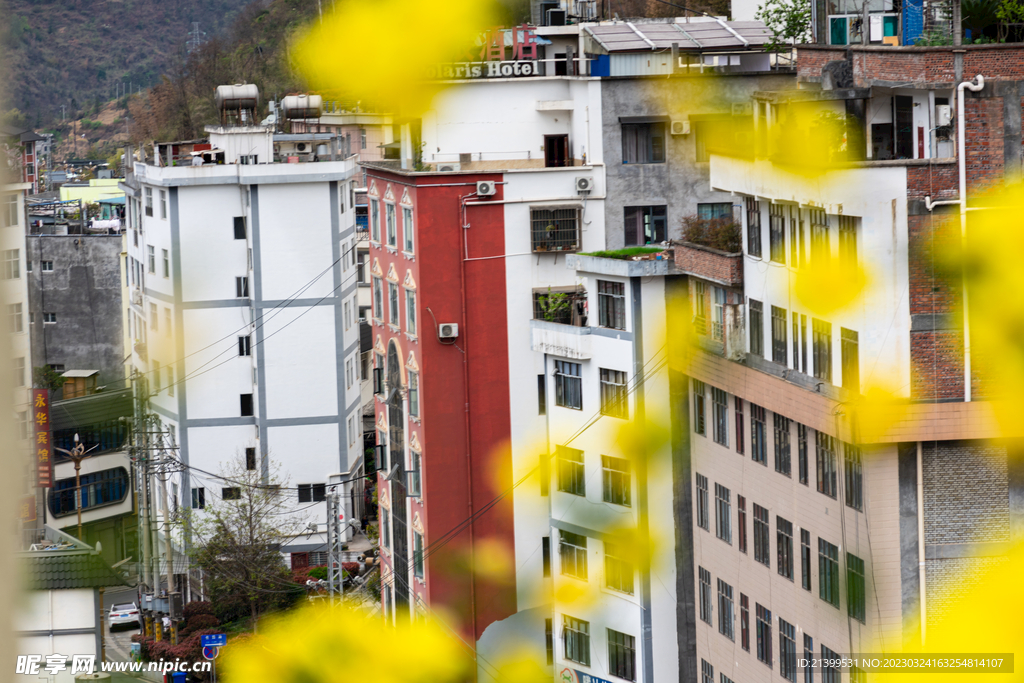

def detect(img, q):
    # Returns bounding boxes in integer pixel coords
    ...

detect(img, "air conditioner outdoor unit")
[670,120,691,136]
[476,181,497,196]
[438,323,459,340]
[575,177,593,194]
[437,162,461,172]
[297,142,308,152]
[732,102,753,117]
[131,289,142,306]
[935,104,952,127]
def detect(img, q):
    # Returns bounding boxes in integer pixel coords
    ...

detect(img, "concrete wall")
[27,234,125,387]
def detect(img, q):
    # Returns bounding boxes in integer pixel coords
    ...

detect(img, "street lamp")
[55,433,99,539]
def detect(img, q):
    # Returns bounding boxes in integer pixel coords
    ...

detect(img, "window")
[386,204,397,247]
[240,393,254,417]
[41,260,53,273]
[812,318,832,382]
[701,660,714,683]
[698,566,713,624]
[191,487,205,509]
[623,205,667,246]
[160,190,167,219]
[146,245,155,273]
[737,495,747,553]
[721,676,735,683]
[697,202,732,220]
[150,303,159,331]
[710,389,731,452]
[740,594,750,650]
[746,197,762,257]
[848,553,866,622]
[165,308,172,336]
[792,314,801,371]
[360,128,367,149]
[621,122,665,164]
[557,445,585,496]
[388,282,399,326]
[2,194,16,227]
[735,397,744,454]
[403,206,414,252]
[696,474,709,531]
[545,619,554,665]
[542,537,551,576]
[597,280,626,330]
[145,187,153,216]
[774,414,791,475]
[753,502,771,567]
[381,510,391,549]
[13,357,24,388]
[818,538,840,607]
[2,250,19,279]
[357,251,368,283]
[821,646,840,683]
[43,312,56,323]
[531,207,579,252]
[769,203,787,263]
[801,529,812,591]
[816,432,837,498]
[809,209,829,266]
[370,199,380,242]
[346,358,355,389]
[771,306,787,364]
[562,615,590,666]
[693,280,708,335]
[246,447,257,471]
[554,360,582,410]
[537,374,546,416]
[777,516,793,580]
[841,328,860,392]
[779,618,797,682]
[405,289,417,335]
[711,286,725,341]
[749,299,763,356]
[790,209,801,267]
[602,455,631,506]
[238,335,251,356]
[222,487,241,501]
[844,442,863,510]
[236,276,249,298]
[804,636,815,683]
[717,579,734,640]
[608,629,636,682]
[605,542,634,594]
[693,379,706,436]
[600,368,628,419]
[838,215,857,268]
[413,532,424,578]
[756,603,772,666]
[559,530,588,580]
[153,360,161,391]
[7,303,22,333]
[715,483,731,543]
[160,249,169,277]
[798,424,809,485]
[167,366,175,396]
[800,313,809,372]
[372,277,383,319]
[751,404,766,465]
[408,371,419,418]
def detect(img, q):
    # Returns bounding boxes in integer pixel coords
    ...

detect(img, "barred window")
[749,299,764,356]
[841,327,860,392]
[777,516,793,580]
[838,215,857,268]
[693,379,706,436]
[809,208,829,266]
[608,629,636,681]
[769,203,786,263]
[734,397,744,455]
[712,386,728,446]
[698,566,713,624]
[804,635,815,683]
[753,503,770,567]
[771,305,787,364]
[562,615,590,666]
[554,360,582,410]
[717,578,734,640]
[779,618,797,682]
[746,197,762,257]
[737,495,747,553]
[531,207,580,252]
[812,318,832,382]
[751,404,767,466]
[818,538,840,607]
[559,531,588,580]
[847,553,866,622]
[756,603,773,666]
[798,424,809,485]
[696,473,710,531]
[605,542,635,594]
[600,368,628,419]
[598,280,626,330]
[774,414,791,476]
[740,593,750,650]
[801,528,812,591]
[557,446,586,496]
[715,483,731,544]
[816,432,838,498]
[602,455,631,507]
[844,442,863,511]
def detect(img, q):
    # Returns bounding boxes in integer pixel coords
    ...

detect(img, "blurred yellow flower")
[793,261,868,318]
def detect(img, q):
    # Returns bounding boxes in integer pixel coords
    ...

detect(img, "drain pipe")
[957,75,984,402]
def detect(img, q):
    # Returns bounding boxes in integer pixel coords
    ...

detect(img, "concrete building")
[120,119,364,593]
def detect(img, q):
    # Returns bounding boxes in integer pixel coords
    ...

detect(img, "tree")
[185,453,306,626]
[756,0,812,53]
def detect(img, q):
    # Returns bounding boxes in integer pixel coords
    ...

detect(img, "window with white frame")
[388,282,399,326]
[2,194,16,227]
[403,206,414,252]
[386,204,397,247]
[372,277,383,320]
[2,250,19,280]
[405,289,416,335]
[370,199,380,242]
[559,530,588,580]
[408,371,419,417]
[599,368,627,419]
[7,303,22,333]
[554,360,581,410]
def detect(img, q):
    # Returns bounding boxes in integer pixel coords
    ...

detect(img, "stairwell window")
[812,318,832,382]
[559,530,588,580]
[698,566,713,624]
[816,432,838,498]
[162,249,170,278]
[749,299,764,356]
[234,216,246,239]
[597,280,626,330]
[746,197,762,257]
[621,122,666,164]
[602,455,631,506]
[554,360,582,410]
[696,473,709,531]
[819,538,840,607]
[557,445,585,496]
[246,448,257,471]
[740,594,750,650]
[841,328,860,392]
[600,368,628,419]
[562,615,590,666]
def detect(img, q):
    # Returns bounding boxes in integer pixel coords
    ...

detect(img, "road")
[101,586,163,682]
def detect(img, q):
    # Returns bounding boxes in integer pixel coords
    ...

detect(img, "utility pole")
[133,370,154,632]
[159,439,175,599]
[326,485,344,603]
[54,435,99,539]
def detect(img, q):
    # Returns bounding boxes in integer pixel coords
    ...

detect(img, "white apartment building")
[121,124,364,579]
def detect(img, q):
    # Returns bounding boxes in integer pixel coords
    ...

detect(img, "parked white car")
[108,603,141,631]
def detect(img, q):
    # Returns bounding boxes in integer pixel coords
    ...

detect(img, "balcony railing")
[532,289,588,327]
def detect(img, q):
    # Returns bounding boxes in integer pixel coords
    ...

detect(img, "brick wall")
[923,440,1010,544]
[673,241,743,286]
[905,164,958,200]
[964,98,1005,192]
[925,555,1009,628]
[798,45,1024,86]
[795,47,846,81]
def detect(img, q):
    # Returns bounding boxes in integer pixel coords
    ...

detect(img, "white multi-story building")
[121,122,364,587]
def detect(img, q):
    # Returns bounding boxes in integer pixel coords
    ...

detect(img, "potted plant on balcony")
[537,288,572,323]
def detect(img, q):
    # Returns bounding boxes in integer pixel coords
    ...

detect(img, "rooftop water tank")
[215,84,260,112]
[281,94,324,120]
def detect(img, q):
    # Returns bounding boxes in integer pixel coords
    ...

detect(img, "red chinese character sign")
[33,389,52,488]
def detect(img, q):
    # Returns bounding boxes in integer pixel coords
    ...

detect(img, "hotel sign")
[429,25,543,79]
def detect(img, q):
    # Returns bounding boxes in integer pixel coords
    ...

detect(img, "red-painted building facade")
[364,164,517,643]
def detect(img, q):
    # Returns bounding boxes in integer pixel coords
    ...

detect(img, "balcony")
[672,241,743,287]
[530,319,593,360]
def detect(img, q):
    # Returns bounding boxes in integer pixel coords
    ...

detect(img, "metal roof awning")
[585,19,770,52]
[62,369,100,378]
